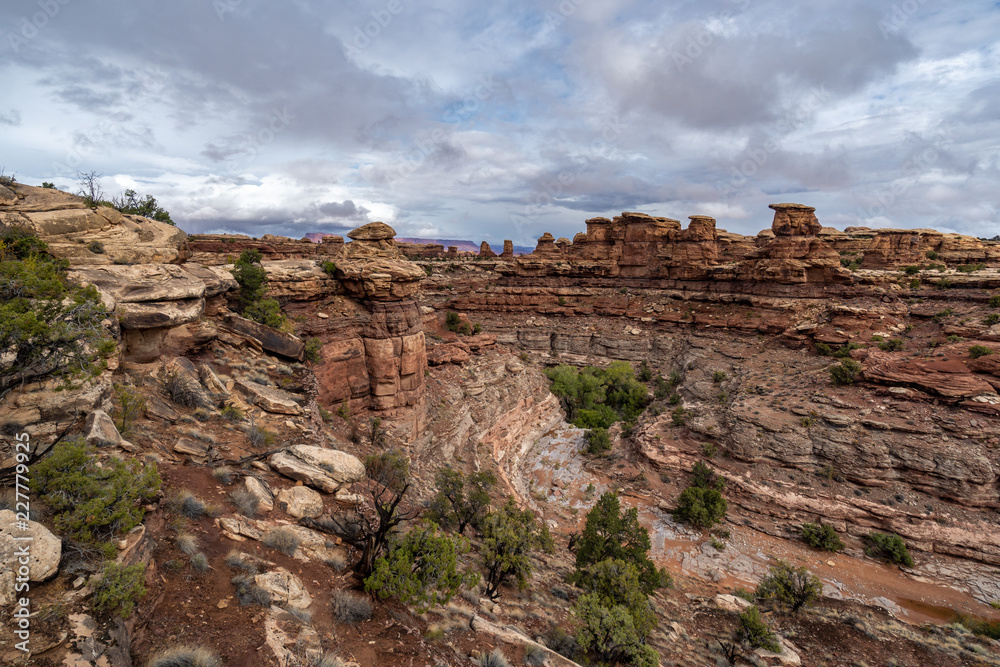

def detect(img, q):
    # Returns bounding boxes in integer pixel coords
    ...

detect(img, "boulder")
[243,476,274,512]
[268,446,365,493]
[0,509,61,581]
[174,437,210,462]
[222,313,305,360]
[713,594,753,612]
[276,486,324,519]
[83,410,122,448]
[254,568,312,610]
[234,379,304,415]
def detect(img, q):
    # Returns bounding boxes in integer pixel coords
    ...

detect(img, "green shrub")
[755,561,822,612]
[671,405,687,426]
[426,468,496,535]
[637,361,653,382]
[983,313,1000,326]
[0,229,113,395]
[93,562,147,619]
[931,308,954,323]
[735,605,780,652]
[866,532,914,567]
[830,359,861,386]
[574,492,662,594]
[584,428,611,455]
[903,265,920,275]
[366,521,478,611]
[801,522,844,552]
[673,485,727,529]
[990,295,1000,308]
[878,338,905,352]
[110,188,174,225]
[673,461,727,529]
[111,382,147,436]
[712,370,727,383]
[936,278,953,289]
[41,181,56,189]
[969,345,993,359]
[243,297,286,329]
[956,263,986,273]
[304,337,323,363]
[231,250,286,328]
[814,342,832,356]
[445,310,461,331]
[478,499,553,599]
[926,250,940,260]
[321,260,337,275]
[472,322,482,334]
[909,278,920,289]
[87,240,105,254]
[31,439,160,555]
[544,362,650,429]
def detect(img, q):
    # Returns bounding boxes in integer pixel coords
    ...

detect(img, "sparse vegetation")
[229,489,260,517]
[304,337,323,363]
[969,345,993,359]
[712,370,727,383]
[111,382,146,435]
[231,573,271,607]
[878,338,905,352]
[478,650,511,667]
[735,605,780,653]
[146,645,222,667]
[220,404,244,422]
[263,527,300,556]
[330,589,373,624]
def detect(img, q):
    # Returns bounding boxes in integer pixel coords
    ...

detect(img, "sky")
[2,0,999,246]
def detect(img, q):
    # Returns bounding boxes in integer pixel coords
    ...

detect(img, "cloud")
[1,0,997,244]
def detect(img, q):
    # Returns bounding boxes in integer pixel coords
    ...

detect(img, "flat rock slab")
[223,313,304,360]
[268,446,364,493]
[234,379,304,415]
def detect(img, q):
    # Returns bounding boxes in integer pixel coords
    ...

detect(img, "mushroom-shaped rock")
[347,221,396,241]
[769,203,821,236]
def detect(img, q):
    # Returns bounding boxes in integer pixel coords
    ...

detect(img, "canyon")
[2,183,1000,666]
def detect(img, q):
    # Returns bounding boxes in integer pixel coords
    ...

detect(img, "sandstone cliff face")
[0,185,187,264]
